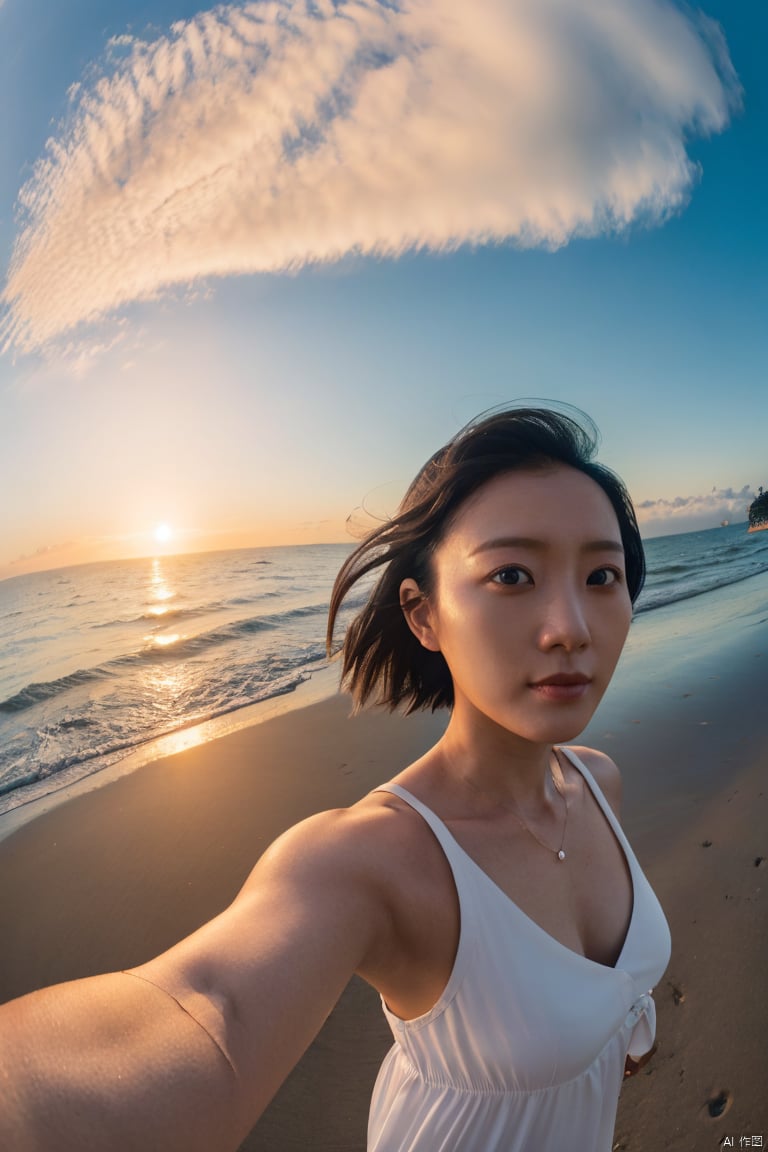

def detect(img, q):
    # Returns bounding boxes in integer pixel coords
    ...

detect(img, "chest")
[378,792,641,1090]
[375,784,634,1023]
[448,787,634,968]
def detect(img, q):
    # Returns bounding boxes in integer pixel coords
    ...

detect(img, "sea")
[1,523,767,817]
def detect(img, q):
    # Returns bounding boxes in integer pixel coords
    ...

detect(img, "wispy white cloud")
[2,0,741,354]
[637,484,756,529]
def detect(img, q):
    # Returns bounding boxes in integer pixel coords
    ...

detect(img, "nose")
[536,585,591,653]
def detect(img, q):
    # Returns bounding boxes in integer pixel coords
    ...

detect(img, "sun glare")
[154,523,173,545]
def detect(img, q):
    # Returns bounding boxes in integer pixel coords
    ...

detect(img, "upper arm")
[132,807,390,1125]
[569,745,623,820]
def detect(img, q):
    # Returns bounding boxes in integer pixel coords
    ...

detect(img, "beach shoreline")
[0,660,344,846]
[1,569,766,1148]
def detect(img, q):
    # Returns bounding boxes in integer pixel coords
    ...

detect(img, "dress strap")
[557,747,636,865]
[373,783,477,1025]
[374,783,471,871]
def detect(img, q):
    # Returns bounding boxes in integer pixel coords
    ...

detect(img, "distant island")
[748,487,768,533]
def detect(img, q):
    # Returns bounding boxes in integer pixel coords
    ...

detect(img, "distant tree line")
[748,487,768,528]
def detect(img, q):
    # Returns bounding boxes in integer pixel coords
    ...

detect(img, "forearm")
[0,973,251,1152]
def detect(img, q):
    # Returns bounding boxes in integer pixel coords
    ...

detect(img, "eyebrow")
[468,536,625,557]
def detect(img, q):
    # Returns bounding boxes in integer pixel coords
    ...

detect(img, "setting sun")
[154,523,173,545]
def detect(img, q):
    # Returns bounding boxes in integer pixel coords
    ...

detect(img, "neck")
[434,704,559,811]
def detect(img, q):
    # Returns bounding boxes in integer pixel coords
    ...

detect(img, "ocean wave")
[719,542,754,557]
[635,560,768,614]
[92,602,226,628]
[0,769,42,799]
[227,593,281,606]
[92,589,290,628]
[0,666,116,713]
[0,602,332,715]
[0,670,311,812]
[142,602,333,654]
[649,562,692,577]
[58,716,95,731]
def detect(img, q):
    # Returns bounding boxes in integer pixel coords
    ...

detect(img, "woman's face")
[402,466,633,745]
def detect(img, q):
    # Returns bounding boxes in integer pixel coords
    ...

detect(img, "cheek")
[433,588,526,667]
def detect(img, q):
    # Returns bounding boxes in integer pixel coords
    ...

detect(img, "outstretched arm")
[0,806,390,1152]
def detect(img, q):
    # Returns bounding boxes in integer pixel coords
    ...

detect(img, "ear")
[399,578,441,652]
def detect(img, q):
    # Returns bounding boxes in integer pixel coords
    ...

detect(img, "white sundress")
[368,747,672,1151]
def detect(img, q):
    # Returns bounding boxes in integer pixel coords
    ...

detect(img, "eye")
[490,566,533,587]
[587,567,622,587]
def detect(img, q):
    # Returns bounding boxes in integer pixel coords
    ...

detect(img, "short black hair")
[327,406,644,714]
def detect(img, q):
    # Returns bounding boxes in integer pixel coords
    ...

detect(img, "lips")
[528,673,592,701]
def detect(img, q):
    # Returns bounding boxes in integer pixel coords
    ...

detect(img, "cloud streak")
[637,484,756,528]
[2,0,740,353]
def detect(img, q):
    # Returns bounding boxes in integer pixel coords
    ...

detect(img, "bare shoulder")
[161,788,434,982]
[565,744,623,818]
[252,786,431,892]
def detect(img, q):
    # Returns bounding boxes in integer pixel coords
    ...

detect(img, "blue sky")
[0,0,765,578]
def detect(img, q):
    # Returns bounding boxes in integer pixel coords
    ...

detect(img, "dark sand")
[1,570,766,1150]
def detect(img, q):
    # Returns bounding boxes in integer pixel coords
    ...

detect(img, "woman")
[0,407,670,1151]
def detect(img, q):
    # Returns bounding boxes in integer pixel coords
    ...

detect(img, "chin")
[532,723,587,746]
[498,705,597,747]
[549,722,588,745]
[486,718,584,748]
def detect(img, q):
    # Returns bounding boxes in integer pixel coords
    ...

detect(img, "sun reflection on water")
[141,659,192,725]
[148,633,180,648]
[148,557,176,606]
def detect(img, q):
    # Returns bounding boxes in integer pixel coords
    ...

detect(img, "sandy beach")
[1,569,766,1151]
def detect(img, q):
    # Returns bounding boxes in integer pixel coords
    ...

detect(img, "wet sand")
[1,570,766,1149]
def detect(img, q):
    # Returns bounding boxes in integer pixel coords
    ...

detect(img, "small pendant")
[557,849,566,861]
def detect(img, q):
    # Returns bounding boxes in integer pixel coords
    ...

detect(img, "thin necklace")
[462,753,570,862]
